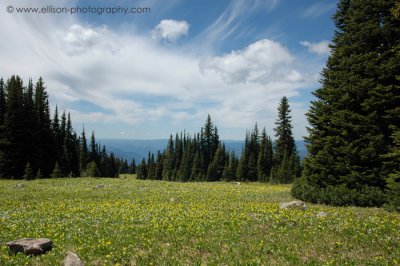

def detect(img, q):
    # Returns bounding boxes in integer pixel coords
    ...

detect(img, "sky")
[0,0,337,140]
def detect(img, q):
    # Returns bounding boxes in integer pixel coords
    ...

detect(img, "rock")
[6,238,52,255]
[61,252,85,266]
[15,183,25,188]
[95,184,105,189]
[316,211,329,218]
[279,200,307,210]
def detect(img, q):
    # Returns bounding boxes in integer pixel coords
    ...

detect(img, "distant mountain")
[100,139,307,162]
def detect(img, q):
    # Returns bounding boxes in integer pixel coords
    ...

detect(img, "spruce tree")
[292,0,400,206]
[162,135,175,180]
[23,162,34,180]
[80,128,89,173]
[0,78,5,126]
[1,76,25,178]
[271,96,300,183]
[34,77,53,177]
[51,162,63,178]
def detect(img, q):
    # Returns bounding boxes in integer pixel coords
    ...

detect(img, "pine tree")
[80,128,89,173]
[51,162,63,178]
[271,97,300,183]
[190,150,202,181]
[292,0,400,207]
[222,151,238,181]
[0,78,5,126]
[257,128,273,182]
[154,152,163,180]
[34,77,53,177]
[137,158,148,180]
[1,76,25,178]
[23,162,34,180]
[130,159,137,174]
[384,128,400,211]
[162,135,175,180]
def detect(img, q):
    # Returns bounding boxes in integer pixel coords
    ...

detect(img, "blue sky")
[0,0,337,140]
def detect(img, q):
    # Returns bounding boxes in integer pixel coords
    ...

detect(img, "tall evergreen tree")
[80,128,89,173]
[0,76,25,178]
[0,78,5,126]
[33,78,52,177]
[162,135,175,180]
[292,0,400,206]
[271,96,300,183]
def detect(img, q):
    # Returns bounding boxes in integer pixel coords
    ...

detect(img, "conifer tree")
[292,0,400,206]
[34,78,53,177]
[80,128,89,173]
[1,76,25,178]
[162,135,175,180]
[130,159,137,174]
[222,151,238,181]
[0,78,5,126]
[154,152,163,179]
[271,97,300,183]
[51,162,63,178]
[23,162,34,180]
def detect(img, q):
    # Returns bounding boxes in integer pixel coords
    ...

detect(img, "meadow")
[0,176,399,265]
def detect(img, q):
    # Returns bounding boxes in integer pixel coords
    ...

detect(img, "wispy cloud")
[300,40,331,56]
[0,0,322,139]
[195,0,281,53]
[302,2,336,19]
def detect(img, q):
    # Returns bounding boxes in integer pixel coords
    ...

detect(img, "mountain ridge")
[99,139,307,162]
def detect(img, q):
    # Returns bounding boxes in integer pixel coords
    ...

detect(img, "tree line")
[0,75,133,179]
[136,97,301,183]
[292,0,400,210]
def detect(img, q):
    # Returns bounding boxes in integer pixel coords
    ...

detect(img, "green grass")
[0,177,399,265]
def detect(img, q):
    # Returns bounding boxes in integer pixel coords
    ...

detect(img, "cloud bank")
[0,0,320,139]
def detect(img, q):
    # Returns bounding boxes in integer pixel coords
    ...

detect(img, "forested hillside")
[136,97,301,183]
[0,76,128,179]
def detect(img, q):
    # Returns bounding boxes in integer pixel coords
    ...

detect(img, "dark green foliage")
[129,159,137,174]
[271,97,300,183]
[0,76,124,179]
[137,158,148,180]
[384,128,400,211]
[23,162,34,180]
[84,161,100,177]
[292,0,400,207]
[222,151,238,181]
[51,162,63,178]
[80,128,89,173]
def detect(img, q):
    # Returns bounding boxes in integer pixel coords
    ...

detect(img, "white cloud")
[200,39,296,84]
[300,40,331,56]
[0,0,317,139]
[152,19,190,42]
[61,24,118,56]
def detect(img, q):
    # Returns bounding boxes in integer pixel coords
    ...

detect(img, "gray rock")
[279,200,307,210]
[6,238,52,255]
[316,211,329,218]
[61,252,85,266]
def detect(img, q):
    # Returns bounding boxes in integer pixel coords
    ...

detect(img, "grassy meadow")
[0,176,399,265]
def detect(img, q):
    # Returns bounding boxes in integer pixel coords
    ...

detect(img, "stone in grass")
[316,211,329,218]
[6,238,52,255]
[95,184,105,189]
[279,200,307,210]
[61,252,85,266]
